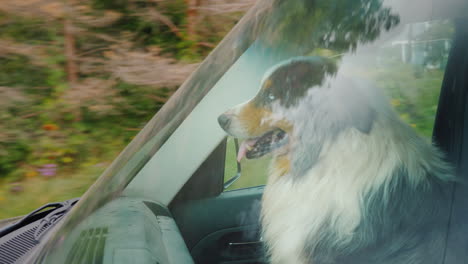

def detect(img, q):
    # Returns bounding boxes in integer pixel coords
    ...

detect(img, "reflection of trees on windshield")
[251,0,400,53]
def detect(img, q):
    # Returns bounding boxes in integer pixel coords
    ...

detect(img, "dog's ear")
[348,98,375,134]
[266,57,337,107]
[338,81,376,134]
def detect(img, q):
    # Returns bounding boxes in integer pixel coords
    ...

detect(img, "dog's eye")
[268,94,276,101]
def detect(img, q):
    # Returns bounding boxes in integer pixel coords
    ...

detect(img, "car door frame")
[433,17,468,264]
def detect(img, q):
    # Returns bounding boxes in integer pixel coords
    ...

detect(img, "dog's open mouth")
[237,129,288,162]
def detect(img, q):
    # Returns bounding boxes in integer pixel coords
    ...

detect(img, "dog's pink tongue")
[237,139,256,162]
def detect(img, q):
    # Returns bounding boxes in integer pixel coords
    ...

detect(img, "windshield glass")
[34,0,467,262]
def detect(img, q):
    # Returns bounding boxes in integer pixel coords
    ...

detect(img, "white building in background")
[389,22,451,68]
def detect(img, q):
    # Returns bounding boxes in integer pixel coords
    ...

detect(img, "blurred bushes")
[0,56,50,90]
[90,0,194,59]
[0,141,30,177]
[92,0,129,10]
[0,14,57,44]
[376,64,443,138]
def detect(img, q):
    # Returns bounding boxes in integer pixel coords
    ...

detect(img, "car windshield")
[33,0,467,262]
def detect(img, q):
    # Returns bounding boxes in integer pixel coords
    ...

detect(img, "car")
[1,0,468,263]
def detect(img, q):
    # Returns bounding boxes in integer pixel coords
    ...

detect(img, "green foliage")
[0,56,49,92]
[0,49,65,101]
[91,0,198,59]
[0,40,156,182]
[258,0,400,53]
[0,14,57,43]
[0,141,30,176]
[92,0,129,11]
[114,82,169,117]
[374,63,443,138]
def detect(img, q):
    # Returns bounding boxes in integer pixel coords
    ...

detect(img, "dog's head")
[218,56,375,165]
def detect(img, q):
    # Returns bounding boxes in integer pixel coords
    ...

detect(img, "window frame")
[433,18,468,264]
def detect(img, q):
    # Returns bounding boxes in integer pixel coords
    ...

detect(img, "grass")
[374,64,444,138]
[0,155,116,219]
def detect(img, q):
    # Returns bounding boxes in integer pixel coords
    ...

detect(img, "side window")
[375,21,453,138]
[223,20,454,191]
[224,137,269,190]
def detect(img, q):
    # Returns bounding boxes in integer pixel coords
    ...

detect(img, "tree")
[186,0,201,42]
[64,17,78,84]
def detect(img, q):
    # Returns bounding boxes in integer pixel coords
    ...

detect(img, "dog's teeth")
[247,145,253,151]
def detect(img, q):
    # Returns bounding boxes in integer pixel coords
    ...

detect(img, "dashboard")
[55,197,194,264]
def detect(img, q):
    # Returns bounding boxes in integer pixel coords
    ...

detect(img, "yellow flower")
[61,157,74,163]
[410,123,417,128]
[25,171,38,178]
[399,113,410,122]
[391,99,401,107]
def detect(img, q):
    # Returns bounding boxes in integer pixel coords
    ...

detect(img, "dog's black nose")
[218,114,231,130]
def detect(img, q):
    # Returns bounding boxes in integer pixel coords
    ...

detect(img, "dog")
[217,56,454,264]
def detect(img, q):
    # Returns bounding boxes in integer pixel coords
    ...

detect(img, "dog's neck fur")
[262,112,453,264]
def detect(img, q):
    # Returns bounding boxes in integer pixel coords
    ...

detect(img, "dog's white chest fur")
[261,124,403,264]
